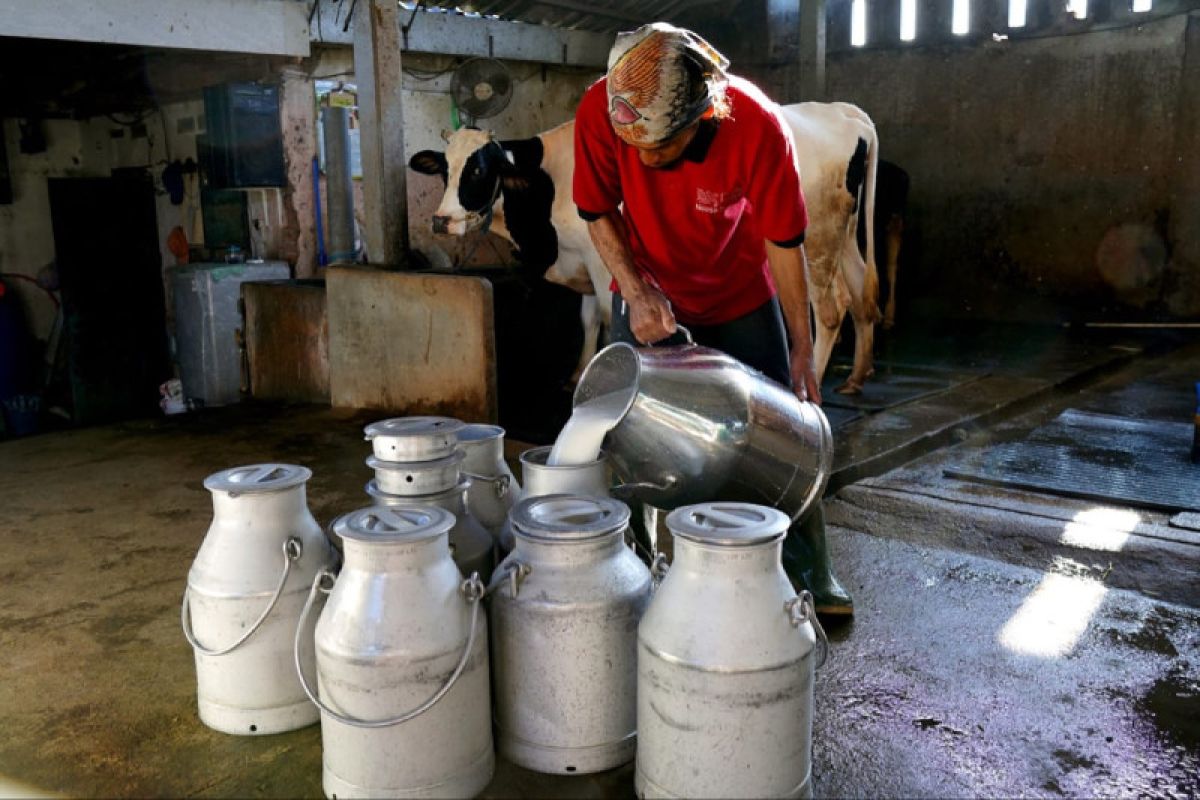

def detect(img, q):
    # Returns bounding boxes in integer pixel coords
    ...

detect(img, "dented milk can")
[457,424,521,540]
[491,494,651,774]
[183,463,335,735]
[636,503,827,800]
[296,506,495,799]
[365,478,495,583]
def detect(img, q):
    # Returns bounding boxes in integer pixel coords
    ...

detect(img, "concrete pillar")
[766,0,802,103]
[799,0,827,100]
[354,0,408,267]
[919,0,951,41]
[322,106,356,264]
[869,0,901,46]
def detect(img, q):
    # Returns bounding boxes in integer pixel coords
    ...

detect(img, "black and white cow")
[409,123,611,378]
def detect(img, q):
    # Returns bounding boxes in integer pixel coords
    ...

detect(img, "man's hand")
[626,287,678,345]
[789,345,822,405]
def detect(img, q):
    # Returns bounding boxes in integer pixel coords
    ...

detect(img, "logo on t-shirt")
[695,186,743,214]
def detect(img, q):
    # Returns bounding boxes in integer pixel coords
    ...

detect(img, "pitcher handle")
[182,537,303,657]
[646,325,694,347]
[611,475,678,501]
[293,570,486,728]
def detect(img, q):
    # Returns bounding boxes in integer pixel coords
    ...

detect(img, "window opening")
[901,0,917,41]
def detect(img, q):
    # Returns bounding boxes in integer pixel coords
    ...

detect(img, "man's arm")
[765,240,822,404]
[587,212,677,344]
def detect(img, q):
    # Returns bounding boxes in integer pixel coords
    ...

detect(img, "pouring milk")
[547,391,629,466]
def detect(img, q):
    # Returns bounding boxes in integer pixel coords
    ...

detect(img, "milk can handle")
[461,471,511,499]
[293,570,486,728]
[181,537,303,657]
[786,590,830,670]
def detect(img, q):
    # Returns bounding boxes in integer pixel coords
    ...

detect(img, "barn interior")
[0,0,1198,797]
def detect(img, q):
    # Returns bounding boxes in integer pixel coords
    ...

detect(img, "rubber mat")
[944,409,1200,513]
[821,361,988,412]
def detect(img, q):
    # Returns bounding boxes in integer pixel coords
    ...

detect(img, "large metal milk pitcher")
[491,495,651,774]
[296,506,494,799]
[573,340,832,518]
[457,423,521,539]
[635,503,827,800]
[183,463,335,735]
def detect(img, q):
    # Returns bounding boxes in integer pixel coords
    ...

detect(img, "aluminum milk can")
[365,478,495,583]
[458,423,521,540]
[574,341,832,520]
[297,506,495,799]
[183,463,334,735]
[636,503,824,800]
[491,494,651,774]
[501,445,611,554]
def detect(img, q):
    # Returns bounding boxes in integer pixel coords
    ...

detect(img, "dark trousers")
[609,292,827,591]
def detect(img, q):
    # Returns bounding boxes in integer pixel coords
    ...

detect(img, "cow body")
[781,101,880,393]
[409,124,611,378]
[411,102,881,393]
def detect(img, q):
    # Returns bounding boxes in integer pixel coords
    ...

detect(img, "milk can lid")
[511,494,630,541]
[364,478,469,502]
[340,505,455,543]
[363,416,464,460]
[666,502,790,546]
[203,463,312,495]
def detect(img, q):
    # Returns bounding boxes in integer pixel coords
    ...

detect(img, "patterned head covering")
[605,22,730,147]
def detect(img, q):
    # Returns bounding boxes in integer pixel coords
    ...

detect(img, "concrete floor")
[0,326,1197,798]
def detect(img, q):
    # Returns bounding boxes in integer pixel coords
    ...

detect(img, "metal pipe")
[322,106,356,264]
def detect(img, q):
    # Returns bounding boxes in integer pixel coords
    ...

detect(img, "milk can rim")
[366,450,465,472]
[203,463,312,494]
[339,505,455,543]
[666,502,790,546]
[363,416,465,440]
[364,477,471,502]
[456,423,505,444]
[511,494,630,541]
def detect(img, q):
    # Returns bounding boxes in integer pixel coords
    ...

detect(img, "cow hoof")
[835,381,863,396]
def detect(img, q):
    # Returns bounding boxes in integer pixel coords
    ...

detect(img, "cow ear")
[501,174,531,193]
[409,151,448,176]
[441,128,455,143]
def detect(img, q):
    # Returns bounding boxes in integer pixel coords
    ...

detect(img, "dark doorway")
[48,171,169,425]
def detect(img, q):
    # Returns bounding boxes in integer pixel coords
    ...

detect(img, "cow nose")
[432,215,451,234]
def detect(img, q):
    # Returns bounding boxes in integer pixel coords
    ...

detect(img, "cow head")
[409,128,524,236]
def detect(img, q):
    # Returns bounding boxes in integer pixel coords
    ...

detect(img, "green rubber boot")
[781,502,854,616]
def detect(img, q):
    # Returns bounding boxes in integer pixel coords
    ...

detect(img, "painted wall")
[820,11,1200,321]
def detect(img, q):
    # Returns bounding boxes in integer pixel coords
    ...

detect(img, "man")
[573,22,853,615]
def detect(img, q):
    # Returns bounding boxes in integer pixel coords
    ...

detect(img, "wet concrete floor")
[0,326,1196,797]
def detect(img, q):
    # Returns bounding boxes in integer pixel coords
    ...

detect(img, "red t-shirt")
[573,76,808,326]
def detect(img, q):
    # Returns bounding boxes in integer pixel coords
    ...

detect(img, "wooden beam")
[0,0,310,56]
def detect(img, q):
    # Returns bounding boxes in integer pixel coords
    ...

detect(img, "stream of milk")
[547,391,630,466]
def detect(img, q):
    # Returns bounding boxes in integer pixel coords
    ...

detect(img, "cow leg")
[883,213,903,330]
[571,294,601,384]
[835,236,876,395]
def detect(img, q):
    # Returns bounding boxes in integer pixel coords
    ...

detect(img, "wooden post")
[354,0,409,267]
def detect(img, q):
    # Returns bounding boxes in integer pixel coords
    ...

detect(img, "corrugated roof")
[412,1,726,34]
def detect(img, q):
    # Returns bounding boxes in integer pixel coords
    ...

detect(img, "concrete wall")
[821,11,1200,321]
